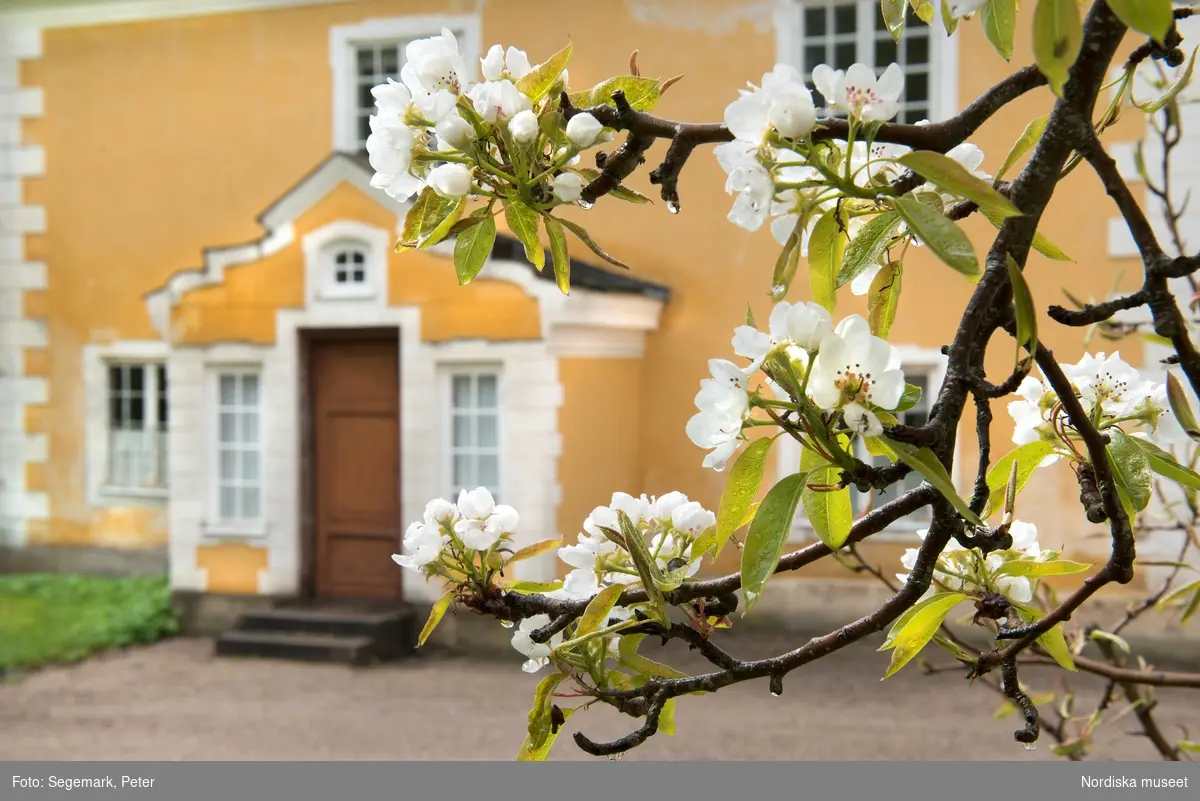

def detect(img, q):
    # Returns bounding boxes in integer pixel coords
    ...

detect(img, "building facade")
[0,0,1183,613]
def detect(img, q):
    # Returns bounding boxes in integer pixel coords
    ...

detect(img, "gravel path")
[1,637,1195,761]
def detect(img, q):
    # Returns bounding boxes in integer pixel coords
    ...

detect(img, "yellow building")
[0,0,1183,627]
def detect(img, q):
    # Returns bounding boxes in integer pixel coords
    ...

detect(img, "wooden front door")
[308,334,403,600]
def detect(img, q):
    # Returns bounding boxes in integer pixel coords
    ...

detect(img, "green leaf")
[505,201,545,272]
[907,0,935,24]
[1033,0,1083,96]
[878,437,985,526]
[1165,372,1200,440]
[515,41,573,103]
[554,216,632,270]
[506,538,562,565]
[894,195,980,278]
[881,591,973,651]
[618,510,671,623]
[517,673,571,760]
[453,211,496,285]
[981,210,1072,261]
[881,0,907,41]
[575,168,651,204]
[658,697,678,736]
[544,214,571,295]
[499,579,563,592]
[867,260,903,339]
[741,472,808,613]
[771,226,803,301]
[882,592,967,679]
[981,0,1018,61]
[993,559,1093,578]
[984,441,1056,519]
[940,0,959,36]
[1013,602,1077,671]
[618,634,689,679]
[715,436,777,558]
[898,151,1022,219]
[1136,46,1199,114]
[895,383,923,413]
[1178,740,1200,753]
[802,466,854,550]
[574,584,624,639]
[418,589,455,647]
[1131,435,1200,491]
[1006,255,1038,370]
[808,211,845,313]
[402,187,466,249]
[996,114,1050,183]
[1156,579,1200,611]
[1088,629,1131,654]
[745,303,756,328]
[1107,0,1173,44]
[1106,428,1153,513]
[569,76,662,112]
[838,211,902,288]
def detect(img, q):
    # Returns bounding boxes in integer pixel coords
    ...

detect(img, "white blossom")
[807,315,905,436]
[434,110,476,151]
[552,172,584,203]
[725,64,817,145]
[508,109,539,144]
[671,501,716,535]
[481,44,532,82]
[732,300,832,372]
[422,498,457,526]
[401,28,469,122]
[1007,376,1057,447]
[452,487,518,551]
[392,522,447,571]
[812,62,905,123]
[468,79,532,123]
[566,112,604,148]
[686,360,752,470]
[1061,351,1151,417]
[713,140,775,231]
[365,82,422,201]
[426,163,473,199]
[610,492,651,527]
[511,614,565,673]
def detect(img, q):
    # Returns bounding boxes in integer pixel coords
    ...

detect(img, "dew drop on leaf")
[501,620,515,629]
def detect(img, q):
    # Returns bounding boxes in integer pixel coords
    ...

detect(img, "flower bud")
[427,163,472,198]
[508,109,539,144]
[565,112,603,148]
[434,111,475,151]
[552,172,584,203]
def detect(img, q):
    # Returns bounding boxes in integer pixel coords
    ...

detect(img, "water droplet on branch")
[501,620,515,629]
[578,199,595,210]
[666,200,680,214]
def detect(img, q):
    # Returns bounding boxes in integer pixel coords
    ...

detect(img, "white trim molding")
[301,219,389,305]
[773,0,960,122]
[0,0,357,31]
[329,14,483,153]
[0,16,46,546]
[82,340,171,510]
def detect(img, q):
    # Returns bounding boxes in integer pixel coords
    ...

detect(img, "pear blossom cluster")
[688,301,907,470]
[392,488,519,576]
[1007,352,1186,451]
[508,491,714,673]
[365,29,608,208]
[896,521,1050,605]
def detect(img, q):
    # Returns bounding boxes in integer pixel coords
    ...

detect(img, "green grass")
[0,573,179,673]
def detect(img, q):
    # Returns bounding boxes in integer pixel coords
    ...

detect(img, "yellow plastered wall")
[197,542,270,595]
[556,358,644,541]
[19,0,1151,586]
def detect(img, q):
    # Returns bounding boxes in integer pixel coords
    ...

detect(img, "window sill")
[99,486,169,501]
[201,522,269,539]
[318,287,376,301]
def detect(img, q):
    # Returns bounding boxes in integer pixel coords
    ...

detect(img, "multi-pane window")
[216,371,262,525]
[354,41,407,150]
[107,363,168,491]
[793,0,934,123]
[851,371,934,524]
[448,371,501,500]
[333,248,367,285]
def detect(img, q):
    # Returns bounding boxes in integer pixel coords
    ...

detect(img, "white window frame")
[778,345,952,543]
[103,360,169,495]
[329,14,484,153]
[774,0,959,123]
[440,364,504,504]
[302,219,389,305]
[206,365,266,537]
